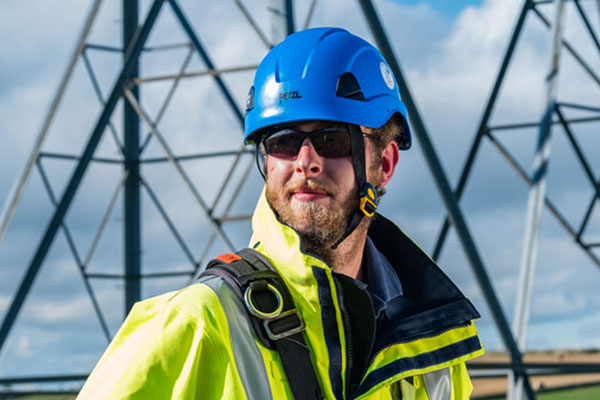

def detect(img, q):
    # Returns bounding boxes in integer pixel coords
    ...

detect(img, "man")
[78,27,483,399]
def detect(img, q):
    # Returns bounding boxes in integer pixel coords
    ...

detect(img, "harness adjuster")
[243,279,306,341]
[263,308,306,341]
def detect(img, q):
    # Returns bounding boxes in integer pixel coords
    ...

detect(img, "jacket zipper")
[355,321,472,392]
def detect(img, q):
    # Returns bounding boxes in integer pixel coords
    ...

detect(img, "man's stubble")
[266,177,359,262]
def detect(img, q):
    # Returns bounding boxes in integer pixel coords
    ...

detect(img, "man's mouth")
[292,189,329,201]
[288,181,332,202]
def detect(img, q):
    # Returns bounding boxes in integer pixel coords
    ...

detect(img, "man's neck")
[306,219,370,280]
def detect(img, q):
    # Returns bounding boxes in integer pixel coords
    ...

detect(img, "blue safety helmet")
[246,27,411,249]
[244,27,411,148]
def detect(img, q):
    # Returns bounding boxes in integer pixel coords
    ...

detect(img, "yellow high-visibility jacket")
[78,191,484,399]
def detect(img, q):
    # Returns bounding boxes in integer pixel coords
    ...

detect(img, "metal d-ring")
[244,283,283,320]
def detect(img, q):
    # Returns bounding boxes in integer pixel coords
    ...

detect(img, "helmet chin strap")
[330,124,379,249]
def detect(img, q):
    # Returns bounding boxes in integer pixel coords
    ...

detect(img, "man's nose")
[295,138,322,176]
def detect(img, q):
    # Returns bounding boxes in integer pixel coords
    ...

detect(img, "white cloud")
[0,295,8,315]
[532,291,588,317]
[15,336,34,358]
[25,296,92,324]
[12,330,62,359]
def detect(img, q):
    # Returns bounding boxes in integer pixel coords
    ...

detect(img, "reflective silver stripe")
[201,276,273,400]
[423,368,452,400]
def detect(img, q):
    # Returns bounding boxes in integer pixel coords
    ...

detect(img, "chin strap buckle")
[359,182,378,217]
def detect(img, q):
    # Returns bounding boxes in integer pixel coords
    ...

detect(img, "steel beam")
[123,0,142,315]
[303,0,318,30]
[555,107,600,240]
[578,194,598,240]
[192,154,255,281]
[35,160,112,342]
[134,64,258,84]
[0,0,166,354]
[0,0,104,246]
[139,47,196,154]
[0,375,88,385]
[140,177,196,267]
[357,0,535,398]
[486,130,600,268]
[510,2,566,399]
[285,0,295,34]
[122,88,235,251]
[574,0,600,58]
[38,152,122,164]
[81,49,125,155]
[82,172,129,272]
[489,115,600,130]
[233,0,272,48]
[141,149,253,163]
[557,102,600,113]
[210,146,248,214]
[433,0,533,260]
[168,0,245,127]
[86,43,122,52]
[532,4,600,87]
[469,362,600,374]
[435,0,600,261]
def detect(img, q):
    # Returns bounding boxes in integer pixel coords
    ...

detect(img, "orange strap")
[214,253,242,264]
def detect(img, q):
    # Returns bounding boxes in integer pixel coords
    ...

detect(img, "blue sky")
[1,0,600,390]
[393,0,484,16]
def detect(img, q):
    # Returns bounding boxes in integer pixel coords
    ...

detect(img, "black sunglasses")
[261,126,377,160]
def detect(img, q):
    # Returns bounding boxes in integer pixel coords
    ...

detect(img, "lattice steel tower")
[1,1,599,398]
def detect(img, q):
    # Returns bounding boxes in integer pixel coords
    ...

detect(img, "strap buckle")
[359,183,378,217]
[244,283,284,320]
[263,309,306,341]
[244,282,305,340]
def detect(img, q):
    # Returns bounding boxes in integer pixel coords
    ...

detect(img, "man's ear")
[379,140,399,187]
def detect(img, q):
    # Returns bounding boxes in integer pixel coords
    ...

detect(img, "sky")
[1,0,600,390]
[393,0,484,17]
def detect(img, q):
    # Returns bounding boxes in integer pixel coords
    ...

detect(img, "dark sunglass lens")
[312,129,351,158]
[264,131,303,158]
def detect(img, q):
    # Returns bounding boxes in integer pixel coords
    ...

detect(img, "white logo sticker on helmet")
[380,62,395,90]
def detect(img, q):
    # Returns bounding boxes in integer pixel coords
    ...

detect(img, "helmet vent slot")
[336,72,365,101]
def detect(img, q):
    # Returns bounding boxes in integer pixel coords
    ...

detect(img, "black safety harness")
[199,248,323,400]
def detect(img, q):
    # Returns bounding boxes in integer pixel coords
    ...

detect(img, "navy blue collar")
[362,235,403,315]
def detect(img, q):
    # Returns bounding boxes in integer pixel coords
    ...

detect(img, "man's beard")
[266,177,359,258]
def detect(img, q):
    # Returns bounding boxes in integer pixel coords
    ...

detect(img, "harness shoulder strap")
[200,248,323,400]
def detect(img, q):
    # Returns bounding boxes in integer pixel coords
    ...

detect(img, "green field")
[537,385,600,400]
[481,384,600,400]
